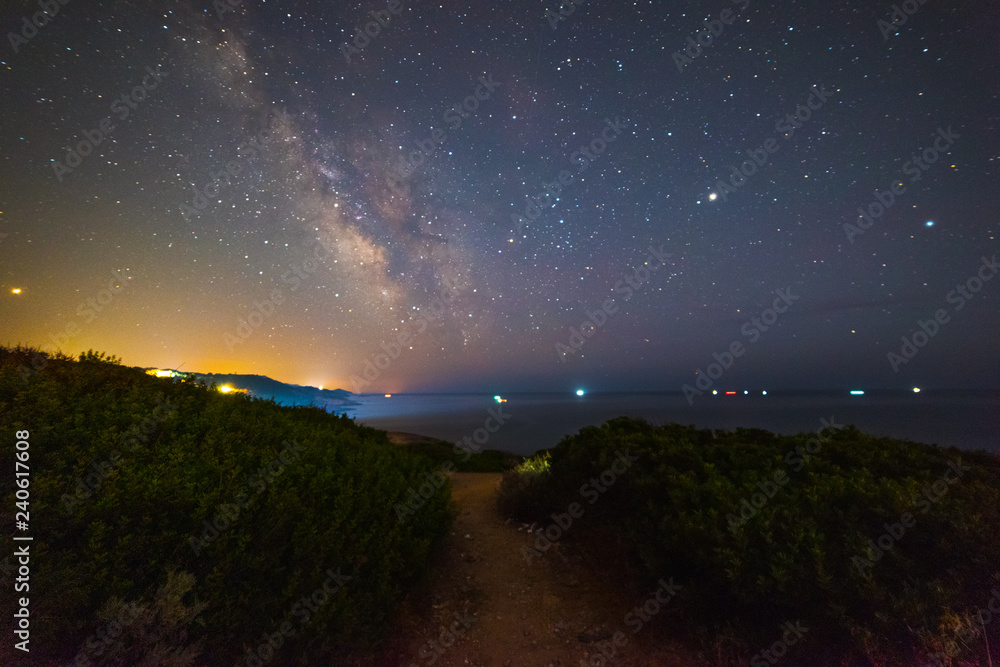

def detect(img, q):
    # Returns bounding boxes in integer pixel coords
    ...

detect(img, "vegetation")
[497,417,1000,665]
[0,346,454,665]
[395,434,521,473]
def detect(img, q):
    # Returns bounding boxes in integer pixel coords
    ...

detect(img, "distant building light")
[762,390,767,395]
[912,387,921,393]
[384,394,391,398]
[576,389,585,396]
[712,389,718,395]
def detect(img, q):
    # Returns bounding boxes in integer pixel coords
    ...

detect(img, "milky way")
[0,0,996,392]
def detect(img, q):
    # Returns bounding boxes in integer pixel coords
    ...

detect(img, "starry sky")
[1,0,997,393]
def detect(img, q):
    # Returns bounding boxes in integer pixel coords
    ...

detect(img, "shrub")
[497,416,1000,664]
[0,347,454,665]
[496,451,554,521]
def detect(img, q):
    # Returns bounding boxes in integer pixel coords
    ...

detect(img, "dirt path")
[375,473,690,667]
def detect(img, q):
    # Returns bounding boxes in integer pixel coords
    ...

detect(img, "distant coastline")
[348,390,1000,456]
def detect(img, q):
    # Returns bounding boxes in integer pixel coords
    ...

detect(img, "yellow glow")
[708,193,718,201]
[11,288,22,294]
[219,385,234,393]
[318,385,323,391]
[384,393,392,398]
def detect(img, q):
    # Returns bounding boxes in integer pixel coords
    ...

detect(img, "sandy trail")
[376,473,688,667]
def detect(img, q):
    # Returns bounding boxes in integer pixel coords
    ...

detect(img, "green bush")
[400,435,521,473]
[497,416,1000,664]
[0,347,454,665]
[496,451,554,521]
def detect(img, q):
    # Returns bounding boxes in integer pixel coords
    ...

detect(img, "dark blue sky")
[1,0,997,392]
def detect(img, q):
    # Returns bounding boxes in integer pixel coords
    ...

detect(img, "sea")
[334,390,1000,458]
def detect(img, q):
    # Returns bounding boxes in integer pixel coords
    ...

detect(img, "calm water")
[340,391,1000,457]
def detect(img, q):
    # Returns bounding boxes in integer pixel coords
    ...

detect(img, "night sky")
[1,0,996,393]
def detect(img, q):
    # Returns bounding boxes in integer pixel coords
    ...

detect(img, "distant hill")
[187,371,358,414]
